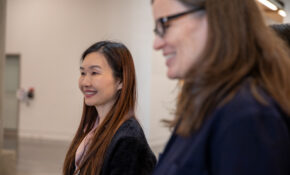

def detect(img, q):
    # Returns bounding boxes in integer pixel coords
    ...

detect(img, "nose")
[153,35,165,50]
[80,75,91,87]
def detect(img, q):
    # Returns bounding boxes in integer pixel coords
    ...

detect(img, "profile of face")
[152,0,208,79]
[79,52,122,108]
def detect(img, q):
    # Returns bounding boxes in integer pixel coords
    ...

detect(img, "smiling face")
[152,0,208,79]
[79,52,122,110]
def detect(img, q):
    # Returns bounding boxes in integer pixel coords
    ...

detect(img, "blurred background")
[0,0,289,174]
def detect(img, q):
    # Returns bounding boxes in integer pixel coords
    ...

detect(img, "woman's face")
[79,52,122,109]
[152,0,208,79]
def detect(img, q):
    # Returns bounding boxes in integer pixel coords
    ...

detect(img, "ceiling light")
[278,9,287,17]
[258,0,278,10]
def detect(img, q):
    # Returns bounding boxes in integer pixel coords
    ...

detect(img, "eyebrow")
[80,65,102,70]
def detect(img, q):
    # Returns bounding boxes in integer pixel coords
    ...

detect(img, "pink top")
[75,118,99,170]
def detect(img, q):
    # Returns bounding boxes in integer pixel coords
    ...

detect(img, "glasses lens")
[154,20,164,37]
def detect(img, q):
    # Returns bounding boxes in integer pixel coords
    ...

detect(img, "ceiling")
[257,0,289,23]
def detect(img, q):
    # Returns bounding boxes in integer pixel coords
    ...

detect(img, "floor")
[4,136,70,175]
[3,135,164,175]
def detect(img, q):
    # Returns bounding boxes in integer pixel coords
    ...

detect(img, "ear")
[117,81,123,91]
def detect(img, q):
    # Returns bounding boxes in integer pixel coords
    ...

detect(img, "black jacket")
[100,117,156,175]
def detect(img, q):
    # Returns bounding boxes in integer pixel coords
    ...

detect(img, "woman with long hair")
[63,41,156,175]
[151,0,290,174]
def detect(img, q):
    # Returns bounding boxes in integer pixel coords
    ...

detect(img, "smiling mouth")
[84,91,97,98]
[164,53,176,60]
[164,53,176,67]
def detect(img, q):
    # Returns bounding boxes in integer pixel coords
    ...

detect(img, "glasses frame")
[154,7,205,38]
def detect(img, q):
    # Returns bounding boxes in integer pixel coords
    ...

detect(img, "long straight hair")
[167,0,290,136]
[63,41,137,175]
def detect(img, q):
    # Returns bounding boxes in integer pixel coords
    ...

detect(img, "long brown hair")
[166,0,290,136]
[63,41,137,175]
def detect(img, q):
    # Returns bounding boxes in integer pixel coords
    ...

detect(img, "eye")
[164,23,170,29]
[91,71,99,75]
[80,72,86,76]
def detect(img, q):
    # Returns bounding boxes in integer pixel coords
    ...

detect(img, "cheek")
[104,80,119,94]
[93,77,113,91]
[185,21,208,61]
[193,18,208,53]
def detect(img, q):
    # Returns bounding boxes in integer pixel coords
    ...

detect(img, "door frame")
[4,53,21,138]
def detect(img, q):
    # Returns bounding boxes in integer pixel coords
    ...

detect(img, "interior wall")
[6,0,173,146]
[6,0,153,140]
[0,0,7,148]
[149,51,177,146]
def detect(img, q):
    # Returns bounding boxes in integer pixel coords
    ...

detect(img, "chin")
[167,71,180,79]
[84,103,94,106]
[167,71,175,79]
[167,75,177,79]
[84,100,96,106]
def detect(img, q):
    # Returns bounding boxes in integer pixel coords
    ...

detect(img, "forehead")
[152,0,187,19]
[81,52,109,68]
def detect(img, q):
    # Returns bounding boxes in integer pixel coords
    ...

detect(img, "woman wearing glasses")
[151,0,290,174]
[63,41,156,175]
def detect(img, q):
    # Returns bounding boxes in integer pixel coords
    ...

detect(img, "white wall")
[149,51,178,146]
[6,0,174,147]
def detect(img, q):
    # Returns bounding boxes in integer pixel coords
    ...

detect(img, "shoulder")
[208,86,290,147]
[101,117,156,175]
[105,117,153,158]
[213,86,286,129]
[208,87,290,174]
[113,117,146,141]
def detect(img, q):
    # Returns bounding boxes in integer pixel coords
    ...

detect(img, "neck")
[95,100,115,125]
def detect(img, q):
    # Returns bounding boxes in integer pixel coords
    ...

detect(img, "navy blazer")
[153,87,290,175]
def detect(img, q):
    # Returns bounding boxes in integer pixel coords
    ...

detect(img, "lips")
[164,53,176,60]
[83,90,97,98]
[164,53,176,67]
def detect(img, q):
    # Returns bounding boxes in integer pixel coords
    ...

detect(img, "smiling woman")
[151,0,290,174]
[63,41,156,175]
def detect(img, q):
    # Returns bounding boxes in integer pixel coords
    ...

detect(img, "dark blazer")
[101,117,156,175]
[153,86,290,175]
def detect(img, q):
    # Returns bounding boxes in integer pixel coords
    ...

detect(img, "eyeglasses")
[154,7,205,38]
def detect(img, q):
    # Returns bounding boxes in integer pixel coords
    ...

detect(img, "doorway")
[3,54,20,151]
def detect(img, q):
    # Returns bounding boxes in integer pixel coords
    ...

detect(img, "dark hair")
[271,23,290,47]
[160,0,290,136]
[63,41,137,175]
